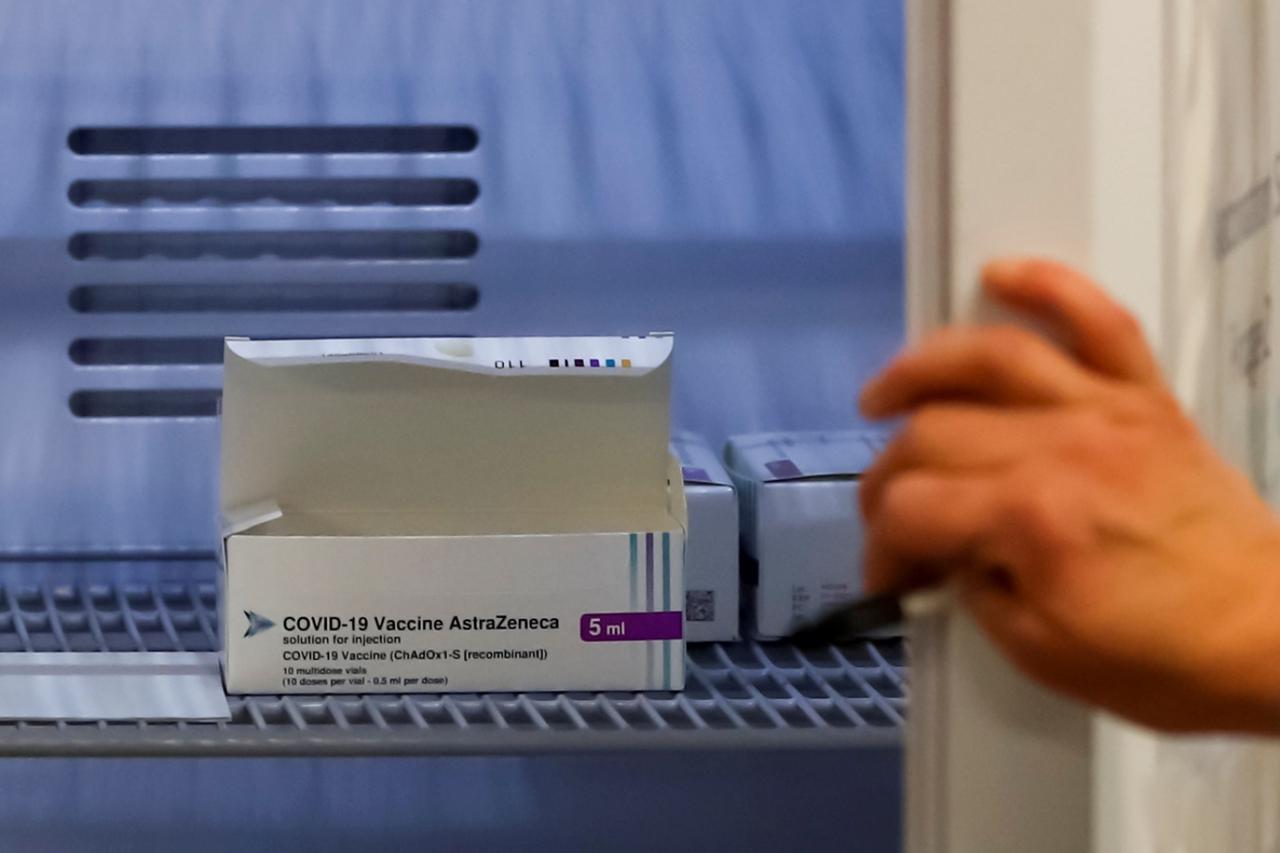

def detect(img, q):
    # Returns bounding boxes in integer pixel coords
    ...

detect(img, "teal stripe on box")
[628,533,638,609]
[661,533,671,611]
[645,533,654,685]
[645,533,654,610]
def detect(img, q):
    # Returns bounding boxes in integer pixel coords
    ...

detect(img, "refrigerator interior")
[0,1,906,849]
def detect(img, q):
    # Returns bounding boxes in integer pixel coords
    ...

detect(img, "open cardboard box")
[219,335,686,694]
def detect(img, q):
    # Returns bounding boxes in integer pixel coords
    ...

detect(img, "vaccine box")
[671,431,740,642]
[724,431,885,640]
[219,335,686,694]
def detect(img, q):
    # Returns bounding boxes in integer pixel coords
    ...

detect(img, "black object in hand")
[788,592,904,646]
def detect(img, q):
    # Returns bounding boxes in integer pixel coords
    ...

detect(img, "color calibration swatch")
[547,358,632,368]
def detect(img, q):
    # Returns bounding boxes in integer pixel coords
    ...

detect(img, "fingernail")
[981,257,1025,289]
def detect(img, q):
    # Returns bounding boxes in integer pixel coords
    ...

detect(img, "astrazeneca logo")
[243,610,276,638]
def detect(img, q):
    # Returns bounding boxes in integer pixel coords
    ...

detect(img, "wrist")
[1207,524,1280,734]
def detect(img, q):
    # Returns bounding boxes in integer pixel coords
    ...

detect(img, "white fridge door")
[905,0,1280,851]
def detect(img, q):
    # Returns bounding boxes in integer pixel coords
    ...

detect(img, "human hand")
[859,257,1280,734]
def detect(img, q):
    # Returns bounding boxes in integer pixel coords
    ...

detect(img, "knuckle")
[1058,410,1112,458]
[1085,437,1133,479]
[1022,485,1060,533]
[877,473,943,529]
[908,405,951,443]
[986,324,1032,354]
[982,326,1035,373]
[1104,388,1149,422]
[1004,475,1072,549]
[1110,386,1185,429]
[893,418,924,454]
[877,476,919,523]
[890,405,963,469]
[1109,306,1142,338]
[891,419,925,459]
[1151,389,1189,423]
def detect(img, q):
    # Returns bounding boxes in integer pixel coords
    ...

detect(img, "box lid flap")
[724,430,888,482]
[671,430,733,487]
[220,335,673,522]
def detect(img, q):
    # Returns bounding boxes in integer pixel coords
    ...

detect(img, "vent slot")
[68,178,480,209]
[69,338,224,366]
[68,125,478,156]
[67,230,479,262]
[69,282,479,314]
[63,122,482,423]
[69,390,220,419]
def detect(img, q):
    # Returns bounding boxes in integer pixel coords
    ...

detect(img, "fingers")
[982,257,1160,385]
[956,570,1066,686]
[860,325,1099,418]
[863,472,1002,594]
[859,404,1048,519]
[860,257,1162,419]
[865,470,1081,694]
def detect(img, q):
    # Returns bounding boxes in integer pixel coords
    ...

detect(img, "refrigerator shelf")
[0,561,905,755]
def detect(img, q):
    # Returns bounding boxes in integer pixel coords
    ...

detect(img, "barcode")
[685,590,716,623]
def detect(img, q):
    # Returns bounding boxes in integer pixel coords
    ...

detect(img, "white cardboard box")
[671,431,740,642]
[724,430,885,640]
[219,335,686,694]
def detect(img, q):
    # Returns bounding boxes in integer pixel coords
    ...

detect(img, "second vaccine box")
[672,431,740,642]
[725,430,886,640]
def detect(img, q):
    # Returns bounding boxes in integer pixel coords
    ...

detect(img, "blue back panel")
[0,0,903,554]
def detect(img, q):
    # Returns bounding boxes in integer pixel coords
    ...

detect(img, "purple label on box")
[681,465,711,483]
[765,458,804,479]
[580,611,683,642]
